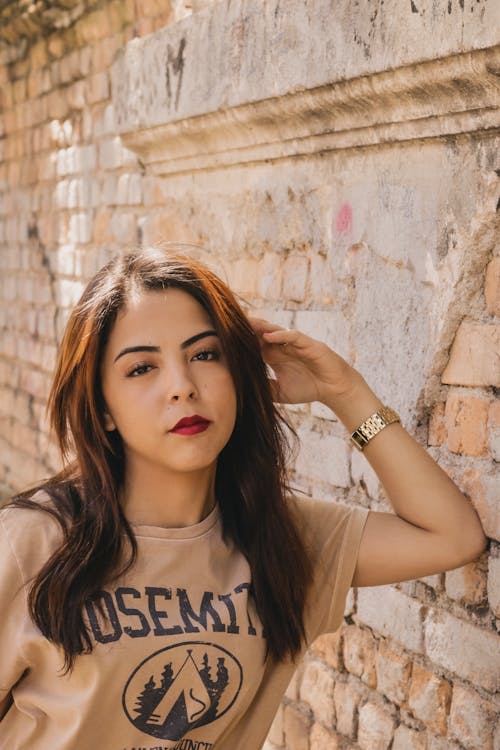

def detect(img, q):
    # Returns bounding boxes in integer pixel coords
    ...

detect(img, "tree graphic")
[134,675,161,723]
[160,662,174,692]
[129,646,237,740]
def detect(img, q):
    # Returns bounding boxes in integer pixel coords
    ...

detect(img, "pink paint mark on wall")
[336,202,353,235]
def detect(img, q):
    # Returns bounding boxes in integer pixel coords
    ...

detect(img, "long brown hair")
[9,247,313,671]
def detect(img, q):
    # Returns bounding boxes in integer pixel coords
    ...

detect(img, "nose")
[165,361,197,402]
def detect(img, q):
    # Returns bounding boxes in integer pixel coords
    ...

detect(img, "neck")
[121,460,217,528]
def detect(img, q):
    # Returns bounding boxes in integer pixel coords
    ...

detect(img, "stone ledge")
[114,46,500,175]
[111,0,500,175]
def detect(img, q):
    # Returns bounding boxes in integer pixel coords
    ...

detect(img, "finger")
[248,317,286,334]
[261,328,300,347]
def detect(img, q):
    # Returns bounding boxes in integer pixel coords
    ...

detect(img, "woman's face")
[100,287,237,478]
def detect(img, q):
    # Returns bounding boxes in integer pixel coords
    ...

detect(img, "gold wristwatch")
[350,405,401,451]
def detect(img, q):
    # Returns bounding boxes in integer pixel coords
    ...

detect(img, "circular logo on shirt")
[122,641,243,740]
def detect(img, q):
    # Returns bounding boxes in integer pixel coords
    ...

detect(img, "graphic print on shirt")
[84,582,264,743]
[122,641,242,740]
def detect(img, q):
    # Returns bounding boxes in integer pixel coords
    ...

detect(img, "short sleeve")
[289,496,370,642]
[0,511,30,698]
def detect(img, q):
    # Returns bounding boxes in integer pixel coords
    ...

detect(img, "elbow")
[458,528,489,566]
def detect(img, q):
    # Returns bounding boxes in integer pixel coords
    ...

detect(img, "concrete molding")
[111,0,500,175]
[117,48,500,175]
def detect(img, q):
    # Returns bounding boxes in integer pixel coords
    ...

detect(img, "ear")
[103,411,117,431]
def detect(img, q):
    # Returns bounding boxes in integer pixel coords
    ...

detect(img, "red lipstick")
[171,415,211,435]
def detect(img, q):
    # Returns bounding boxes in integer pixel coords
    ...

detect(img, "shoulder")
[0,489,65,578]
[286,493,370,552]
[286,493,369,526]
[1,488,60,526]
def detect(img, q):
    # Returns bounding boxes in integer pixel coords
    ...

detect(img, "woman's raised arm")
[250,318,488,587]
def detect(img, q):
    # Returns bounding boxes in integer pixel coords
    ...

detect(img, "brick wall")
[263,250,500,749]
[0,1,499,748]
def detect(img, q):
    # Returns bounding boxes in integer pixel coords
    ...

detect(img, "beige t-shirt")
[0,491,369,750]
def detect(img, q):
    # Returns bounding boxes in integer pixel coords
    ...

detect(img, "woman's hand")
[249,317,360,405]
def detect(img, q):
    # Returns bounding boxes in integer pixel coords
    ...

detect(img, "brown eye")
[192,349,221,362]
[126,363,153,377]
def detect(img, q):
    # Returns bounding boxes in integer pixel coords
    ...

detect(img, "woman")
[0,247,487,750]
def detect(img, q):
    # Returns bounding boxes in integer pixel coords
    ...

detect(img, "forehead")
[109,288,213,343]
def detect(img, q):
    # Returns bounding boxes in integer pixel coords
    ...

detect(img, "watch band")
[350,405,401,451]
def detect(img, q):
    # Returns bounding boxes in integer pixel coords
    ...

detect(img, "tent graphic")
[147,650,211,726]
[123,642,242,741]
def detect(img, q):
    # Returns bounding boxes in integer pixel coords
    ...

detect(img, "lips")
[170,415,211,434]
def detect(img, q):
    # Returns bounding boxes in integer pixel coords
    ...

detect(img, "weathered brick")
[56,278,86,309]
[99,136,126,171]
[408,663,452,736]
[485,257,500,317]
[442,323,500,387]
[226,257,259,297]
[55,245,76,276]
[68,79,87,112]
[357,701,395,750]
[102,174,119,205]
[299,660,335,726]
[309,252,336,305]
[86,71,110,105]
[285,661,305,702]
[267,703,284,746]
[47,34,66,60]
[294,309,350,362]
[460,468,499,542]
[12,79,27,105]
[488,399,500,462]
[116,173,143,205]
[444,559,487,605]
[75,9,112,45]
[295,423,350,488]
[108,211,136,244]
[375,640,412,706]
[351,447,380,499]
[47,88,70,120]
[418,574,443,591]
[29,40,48,68]
[41,344,58,374]
[141,210,199,246]
[309,630,342,670]
[90,32,126,72]
[92,102,117,138]
[69,213,92,245]
[69,145,97,175]
[257,252,283,300]
[448,684,496,750]
[283,706,310,750]
[282,253,309,302]
[494,721,500,750]
[487,556,500,617]
[424,608,500,692]
[428,402,446,447]
[136,0,173,15]
[356,587,425,654]
[444,392,489,456]
[342,625,377,688]
[333,680,361,738]
[309,723,341,749]
[392,724,427,750]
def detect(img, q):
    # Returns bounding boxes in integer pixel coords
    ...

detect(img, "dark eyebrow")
[113,330,218,363]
